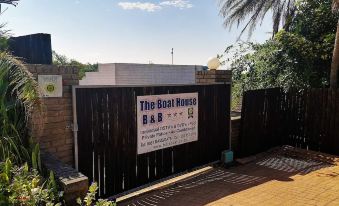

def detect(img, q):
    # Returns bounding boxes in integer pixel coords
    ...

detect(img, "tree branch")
[0,0,19,6]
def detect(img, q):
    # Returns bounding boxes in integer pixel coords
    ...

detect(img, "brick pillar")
[27,64,79,165]
[196,70,232,84]
[231,116,241,156]
[196,69,233,157]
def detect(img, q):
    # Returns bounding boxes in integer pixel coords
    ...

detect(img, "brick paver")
[118,147,339,206]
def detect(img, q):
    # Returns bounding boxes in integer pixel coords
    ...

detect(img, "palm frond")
[0,52,41,162]
[0,52,40,115]
[0,0,19,6]
[219,0,296,38]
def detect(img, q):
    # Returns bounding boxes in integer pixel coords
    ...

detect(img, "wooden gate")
[73,84,230,197]
[239,88,339,158]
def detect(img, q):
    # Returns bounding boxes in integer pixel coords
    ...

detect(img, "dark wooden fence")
[9,33,52,64]
[239,88,339,157]
[75,84,230,197]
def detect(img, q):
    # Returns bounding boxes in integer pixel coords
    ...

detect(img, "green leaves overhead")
[223,0,337,109]
[52,51,98,80]
[0,1,19,6]
[219,0,296,38]
[290,0,338,41]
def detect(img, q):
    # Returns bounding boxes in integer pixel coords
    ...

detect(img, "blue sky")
[3,0,272,65]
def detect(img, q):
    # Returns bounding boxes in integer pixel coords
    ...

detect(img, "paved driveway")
[118,146,339,206]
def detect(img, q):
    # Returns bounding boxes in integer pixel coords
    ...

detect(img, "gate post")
[27,64,89,206]
[27,64,79,165]
[196,70,233,160]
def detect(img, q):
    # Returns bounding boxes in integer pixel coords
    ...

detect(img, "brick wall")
[231,116,241,155]
[196,70,232,84]
[27,64,79,165]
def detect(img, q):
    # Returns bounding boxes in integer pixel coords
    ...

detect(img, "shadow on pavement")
[117,146,338,206]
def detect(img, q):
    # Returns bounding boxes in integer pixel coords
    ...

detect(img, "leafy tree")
[289,0,337,41]
[289,0,337,87]
[52,51,98,79]
[223,0,337,109]
[0,1,21,52]
[0,0,19,5]
[219,0,296,38]
[0,0,19,12]
[225,32,319,89]
[219,0,339,87]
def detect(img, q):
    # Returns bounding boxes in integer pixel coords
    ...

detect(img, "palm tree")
[330,0,339,88]
[219,0,296,38]
[0,52,40,162]
[220,0,339,88]
[0,0,19,4]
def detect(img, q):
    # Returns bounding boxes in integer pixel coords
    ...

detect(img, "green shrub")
[77,183,116,206]
[0,52,65,206]
[0,159,62,206]
[52,51,98,80]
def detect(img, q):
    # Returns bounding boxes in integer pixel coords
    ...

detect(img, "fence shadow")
[118,146,338,206]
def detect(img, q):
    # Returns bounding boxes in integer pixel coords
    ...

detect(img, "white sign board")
[137,93,198,154]
[38,75,63,97]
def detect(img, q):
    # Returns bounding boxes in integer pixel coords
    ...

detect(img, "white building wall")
[80,63,204,86]
[79,64,116,85]
[114,63,199,85]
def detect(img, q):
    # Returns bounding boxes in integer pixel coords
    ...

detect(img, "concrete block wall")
[79,63,116,85]
[27,64,79,165]
[115,63,200,85]
[80,63,204,86]
[196,70,232,84]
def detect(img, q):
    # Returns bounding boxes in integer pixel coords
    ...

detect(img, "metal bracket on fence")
[72,123,78,132]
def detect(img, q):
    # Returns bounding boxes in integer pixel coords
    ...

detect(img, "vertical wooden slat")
[76,84,231,198]
[105,90,113,196]
[92,90,100,191]
[171,86,187,173]
[77,88,93,182]
[126,88,138,190]
[152,86,168,178]
[115,88,124,193]
[96,89,106,196]
[239,88,339,158]
[136,87,151,186]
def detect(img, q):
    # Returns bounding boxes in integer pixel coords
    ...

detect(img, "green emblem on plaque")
[46,84,55,93]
